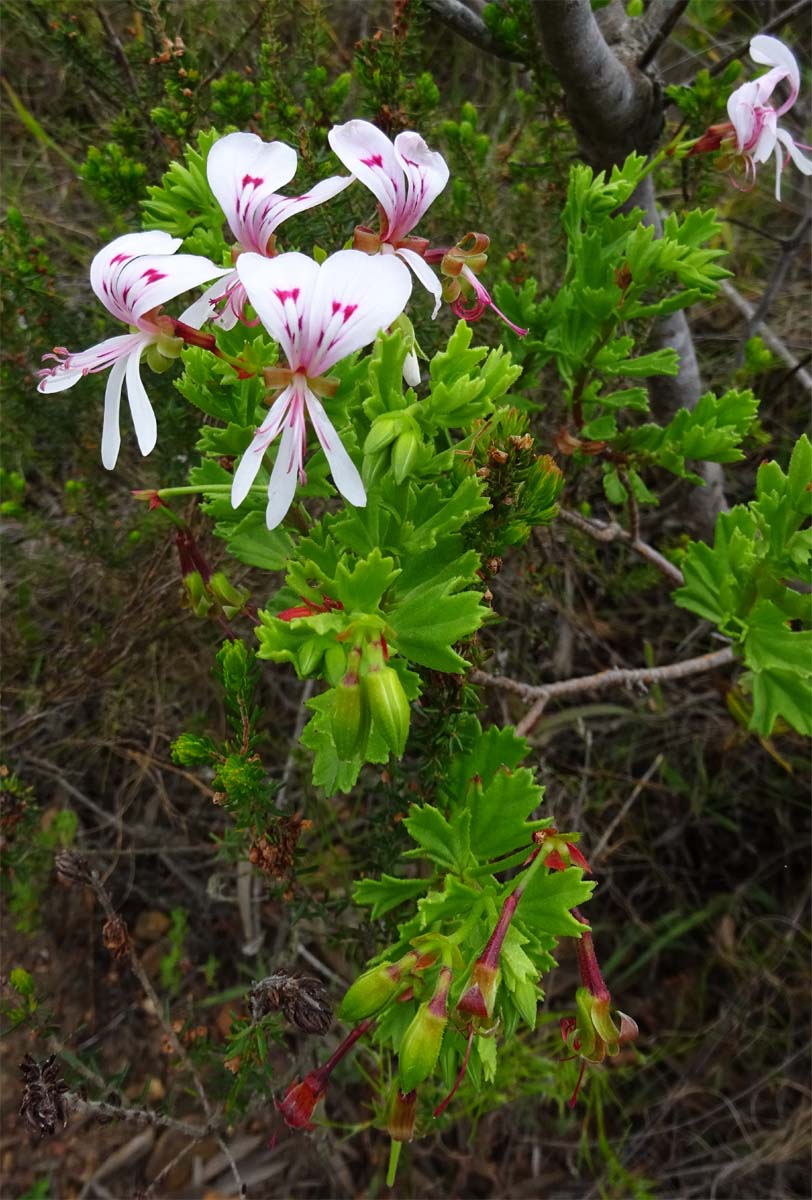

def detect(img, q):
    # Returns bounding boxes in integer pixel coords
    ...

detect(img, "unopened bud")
[183,570,212,618]
[391,427,421,483]
[364,412,407,457]
[331,668,370,761]
[363,666,410,757]
[209,571,248,612]
[339,951,418,1021]
[456,958,499,1020]
[398,967,451,1092]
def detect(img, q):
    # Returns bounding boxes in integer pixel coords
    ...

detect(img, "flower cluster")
[689,35,812,199]
[37,121,515,530]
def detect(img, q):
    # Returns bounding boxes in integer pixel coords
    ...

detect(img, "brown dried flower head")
[102,916,131,961]
[251,968,333,1035]
[19,1055,68,1138]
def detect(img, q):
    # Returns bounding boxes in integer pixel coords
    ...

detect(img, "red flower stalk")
[458,846,546,1020]
[276,595,343,622]
[276,1018,374,1130]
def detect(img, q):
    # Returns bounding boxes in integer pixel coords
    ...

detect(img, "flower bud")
[363,666,410,757]
[338,951,418,1021]
[391,427,421,483]
[209,571,248,616]
[183,570,213,618]
[331,664,370,761]
[386,1087,417,1142]
[297,636,323,677]
[398,967,451,1092]
[145,334,183,373]
[364,412,406,456]
[276,1071,327,1130]
[456,958,499,1020]
[323,644,346,686]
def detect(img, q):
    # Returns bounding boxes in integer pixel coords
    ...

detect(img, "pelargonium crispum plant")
[36,46,810,1176]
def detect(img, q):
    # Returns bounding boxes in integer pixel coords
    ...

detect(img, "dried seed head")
[251,969,333,1035]
[19,1055,68,1138]
[102,916,130,961]
[54,850,93,887]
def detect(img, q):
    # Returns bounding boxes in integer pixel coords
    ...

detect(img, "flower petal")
[393,131,449,238]
[253,172,354,245]
[305,249,413,376]
[403,347,421,387]
[750,35,800,109]
[727,81,760,151]
[776,127,812,174]
[125,343,158,457]
[328,120,404,227]
[305,388,366,507]
[207,132,298,250]
[265,400,305,529]
[231,384,296,508]
[236,252,319,366]
[101,354,128,469]
[396,246,443,318]
[179,273,237,328]
[37,333,143,393]
[127,254,231,324]
[90,232,181,315]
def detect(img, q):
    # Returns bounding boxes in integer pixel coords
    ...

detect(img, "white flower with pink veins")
[181,131,353,330]
[328,118,450,318]
[231,248,413,530]
[37,231,229,469]
[727,35,812,199]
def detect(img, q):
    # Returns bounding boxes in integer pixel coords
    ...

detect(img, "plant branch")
[720,279,812,394]
[558,506,685,586]
[733,212,811,368]
[706,0,812,78]
[471,644,735,705]
[66,1094,218,1140]
[529,0,662,167]
[637,0,689,69]
[420,0,524,62]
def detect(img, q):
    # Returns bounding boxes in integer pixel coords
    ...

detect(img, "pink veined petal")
[305,249,413,377]
[126,254,231,325]
[90,232,181,316]
[125,342,158,457]
[328,120,404,229]
[396,246,443,318]
[750,35,800,111]
[304,387,366,507]
[727,81,760,151]
[36,332,144,393]
[265,395,306,530]
[207,132,298,251]
[251,172,355,248]
[179,273,238,329]
[392,131,449,240]
[751,111,778,164]
[231,384,297,508]
[775,127,812,175]
[101,354,129,470]
[236,252,319,367]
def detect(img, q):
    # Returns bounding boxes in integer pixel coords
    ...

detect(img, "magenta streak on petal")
[341,304,357,323]
[275,288,301,304]
[331,300,342,315]
[109,253,131,266]
[242,174,264,189]
[140,268,167,285]
[361,154,384,168]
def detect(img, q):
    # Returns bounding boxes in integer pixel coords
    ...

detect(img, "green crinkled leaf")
[743,599,812,675]
[476,1033,497,1083]
[500,926,539,1029]
[353,874,430,919]
[514,868,595,936]
[227,512,293,571]
[403,803,471,873]
[333,548,400,613]
[748,667,812,736]
[388,584,488,672]
[468,766,549,860]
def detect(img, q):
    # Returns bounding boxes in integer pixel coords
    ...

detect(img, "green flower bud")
[209,571,248,613]
[297,636,323,677]
[144,334,182,374]
[391,427,421,483]
[364,412,406,456]
[324,644,347,687]
[338,951,418,1021]
[184,570,212,618]
[398,967,452,1092]
[331,675,370,761]
[363,666,410,757]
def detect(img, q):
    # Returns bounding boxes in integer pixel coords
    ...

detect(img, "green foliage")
[0,769,77,933]
[676,435,812,735]
[160,907,189,994]
[142,130,227,260]
[81,142,147,210]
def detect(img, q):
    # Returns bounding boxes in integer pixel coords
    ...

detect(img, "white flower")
[180,131,352,330]
[37,231,229,469]
[727,35,812,199]
[231,249,412,529]
[328,119,449,317]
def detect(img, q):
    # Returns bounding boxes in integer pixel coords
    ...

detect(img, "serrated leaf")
[403,804,471,872]
[515,868,595,935]
[227,512,293,571]
[353,874,429,919]
[333,548,400,612]
[388,585,487,671]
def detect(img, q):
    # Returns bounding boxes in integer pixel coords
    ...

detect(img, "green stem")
[386,1139,402,1188]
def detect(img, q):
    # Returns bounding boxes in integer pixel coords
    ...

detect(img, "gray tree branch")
[421,0,524,62]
